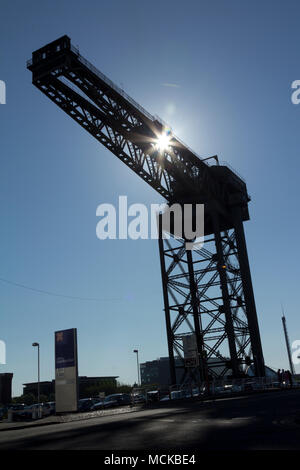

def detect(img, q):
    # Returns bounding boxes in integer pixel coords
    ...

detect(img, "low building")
[0,373,13,405]
[23,376,119,399]
[140,357,184,387]
[23,380,54,397]
[141,357,279,387]
[78,376,118,398]
[140,356,232,386]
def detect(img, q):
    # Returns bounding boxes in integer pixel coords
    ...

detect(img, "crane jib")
[27,35,249,231]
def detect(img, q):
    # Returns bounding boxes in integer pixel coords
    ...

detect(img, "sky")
[0,0,300,395]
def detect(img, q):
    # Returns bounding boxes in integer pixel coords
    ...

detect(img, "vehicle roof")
[107,393,128,397]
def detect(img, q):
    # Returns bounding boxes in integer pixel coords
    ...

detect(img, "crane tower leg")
[231,206,265,377]
[212,211,240,377]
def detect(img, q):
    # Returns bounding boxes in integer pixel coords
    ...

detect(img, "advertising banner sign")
[55,328,78,413]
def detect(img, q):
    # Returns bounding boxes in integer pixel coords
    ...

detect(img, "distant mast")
[281,308,295,375]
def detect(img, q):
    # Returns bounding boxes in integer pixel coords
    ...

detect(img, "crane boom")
[27,35,249,234]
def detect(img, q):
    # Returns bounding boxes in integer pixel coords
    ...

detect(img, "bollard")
[7,409,13,422]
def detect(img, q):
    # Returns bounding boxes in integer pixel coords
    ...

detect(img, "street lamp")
[32,342,40,417]
[133,349,140,386]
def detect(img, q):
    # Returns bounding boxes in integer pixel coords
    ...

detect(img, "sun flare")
[155,129,172,153]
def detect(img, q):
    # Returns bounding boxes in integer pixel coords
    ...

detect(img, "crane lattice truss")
[27,36,265,382]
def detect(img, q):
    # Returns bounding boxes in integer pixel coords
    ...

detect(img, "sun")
[155,129,172,153]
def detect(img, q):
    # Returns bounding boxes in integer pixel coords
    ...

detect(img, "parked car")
[6,403,26,420]
[270,381,281,388]
[0,407,8,419]
[91,400,105,411]
[132,394,146,404]
[43,402,55,415]
[213,386,227,395]
[78,398,97,412]
[230,384,243,393]
[222,384,235,394]
[243,381,264,392]
[91,393,131,410]
[160,395,170,402]
[170,390,185,400]
[8,404,25,411]
[146,390,160,402]
[18,404,43,419]
[107,393,131,406]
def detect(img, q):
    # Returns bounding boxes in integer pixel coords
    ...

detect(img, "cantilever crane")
[27,36,265,384]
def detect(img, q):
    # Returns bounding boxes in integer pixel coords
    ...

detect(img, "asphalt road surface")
[1,389,300,450]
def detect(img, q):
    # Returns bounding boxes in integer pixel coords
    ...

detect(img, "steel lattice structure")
[159,222,257,384]
[27,35,265,382]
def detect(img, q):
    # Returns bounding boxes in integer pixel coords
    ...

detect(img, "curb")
[0,420,60,432]
[0,405,144,432]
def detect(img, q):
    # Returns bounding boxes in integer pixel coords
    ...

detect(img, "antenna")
[281,305,295,375]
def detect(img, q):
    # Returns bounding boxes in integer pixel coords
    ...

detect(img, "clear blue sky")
[0,0,299,395]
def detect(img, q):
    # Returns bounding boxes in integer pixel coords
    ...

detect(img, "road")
[1,389,300,450]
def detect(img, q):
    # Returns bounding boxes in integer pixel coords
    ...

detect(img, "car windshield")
[104,397,114,402]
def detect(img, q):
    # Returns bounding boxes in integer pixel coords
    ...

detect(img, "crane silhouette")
[27,36,265,384]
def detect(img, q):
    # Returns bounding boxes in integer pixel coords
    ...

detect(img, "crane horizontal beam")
[27,35,250,231]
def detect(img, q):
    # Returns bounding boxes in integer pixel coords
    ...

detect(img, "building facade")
[0,373,13,405]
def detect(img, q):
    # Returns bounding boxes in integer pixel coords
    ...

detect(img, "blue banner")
[55,328,76,369]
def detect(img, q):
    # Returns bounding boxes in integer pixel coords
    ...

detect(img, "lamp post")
[32,342,40,417]
[133,349,140,386]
